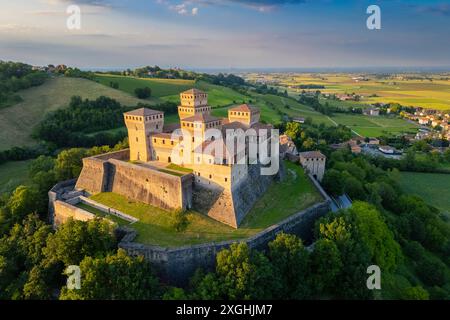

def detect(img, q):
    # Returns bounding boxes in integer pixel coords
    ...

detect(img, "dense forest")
[32,96,177,148]
[321,149,450,299]
[0,61,48,108]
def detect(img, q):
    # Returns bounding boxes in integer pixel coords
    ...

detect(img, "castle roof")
[124,108,163,116]
[181,88,206,95]
[229,104,260,113]
[299,151,326,159]
[183,113,221,123]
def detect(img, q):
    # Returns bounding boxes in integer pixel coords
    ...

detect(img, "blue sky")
[1,0,450,69]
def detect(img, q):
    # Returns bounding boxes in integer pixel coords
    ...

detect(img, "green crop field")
[247,73,450,111]
[161,81,247,108]
[0,160,32,194]
[399,172,450,213]
[94,74,196,98]
[89,161,322,247]
[0,77,146,151]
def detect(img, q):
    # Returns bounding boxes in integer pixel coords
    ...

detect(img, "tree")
[134,87,152,99]
[43,218,116,266]
[322,169,344,195]
[54,148,86,180]
[193,243,278,300]
[401,286,429,300]
[59,249,160,300]
[267,233,310,299]
[347,202,402,272]
[309,239,342,297]
[171,210,189,232]
[7,186,39,223]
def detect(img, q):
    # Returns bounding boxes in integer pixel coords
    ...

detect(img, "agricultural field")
[0,160,32,194]
[246,73,450,111]
[399,172,450,214]
[95,74,248,108]
[0,77,146,151]
[89,161,322,247]
[94,74,195,98]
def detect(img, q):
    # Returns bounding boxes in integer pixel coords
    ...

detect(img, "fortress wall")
[53,200,96,226]
[119,199,331,286]
[75,150,130,194]
[75,158,108,194]
[48,179,78,226]
[107,159,191,211]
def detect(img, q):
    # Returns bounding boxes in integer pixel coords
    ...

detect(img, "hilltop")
[0,77,146,150]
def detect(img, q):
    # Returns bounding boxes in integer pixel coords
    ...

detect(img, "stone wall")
[119,199,331,286]
[75,150,129,194]
[75,149,193,211]
[107,159,192,211]
[53,200,95,225]
[191,162,284,228]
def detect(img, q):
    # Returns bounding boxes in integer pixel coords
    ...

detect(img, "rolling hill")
[0,77,147,150]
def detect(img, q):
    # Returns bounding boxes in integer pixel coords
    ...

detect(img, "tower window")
[136,137,138,142]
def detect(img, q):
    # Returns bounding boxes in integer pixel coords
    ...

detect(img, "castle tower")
[124,108,164,162]
[228,104,260,127]
[178,89,211,120]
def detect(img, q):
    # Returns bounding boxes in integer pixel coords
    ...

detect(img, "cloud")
[412,4,450,16]
[168,2,200,15]
[159,0,305,14]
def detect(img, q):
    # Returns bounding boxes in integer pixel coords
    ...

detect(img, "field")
[0,160,32,194]
[89,161,323,247]
[90,74,420,137]
[247,73,450,111]
[0,77,146,151]
[399,172,450,213]
[95,74,247,108]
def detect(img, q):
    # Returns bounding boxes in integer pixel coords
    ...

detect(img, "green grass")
[89,161,322,247]
[157,81,247,108]
[158,169,185,177]
[166,163,193,173]
[75,202,129,226]
[0,160,32,194]
[399,172,450,213]
[94,74,195,98]
[0,77,146,150]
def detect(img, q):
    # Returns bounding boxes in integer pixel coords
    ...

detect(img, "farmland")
[245,73,450,111]
[399,172,450,214]
[0,77,146,151]
[0,160,32,194]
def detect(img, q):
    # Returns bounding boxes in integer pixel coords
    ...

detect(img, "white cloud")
[169,2,199,16]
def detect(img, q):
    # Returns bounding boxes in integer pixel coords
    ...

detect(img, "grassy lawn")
[0,77,146,150]
[94,74,195,98]
[399,172,450,213]
[75,202,130,226]
[329,113,418,137]
[166,163,193,173]
[0,160,32,194]
[89,161,323,247]
[160,81,247,108]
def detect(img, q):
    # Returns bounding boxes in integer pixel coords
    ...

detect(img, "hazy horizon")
[2,0,450,69]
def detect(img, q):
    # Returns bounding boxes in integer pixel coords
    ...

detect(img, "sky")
[1,0,450,69]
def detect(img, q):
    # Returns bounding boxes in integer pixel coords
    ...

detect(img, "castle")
[74,89,281,227]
